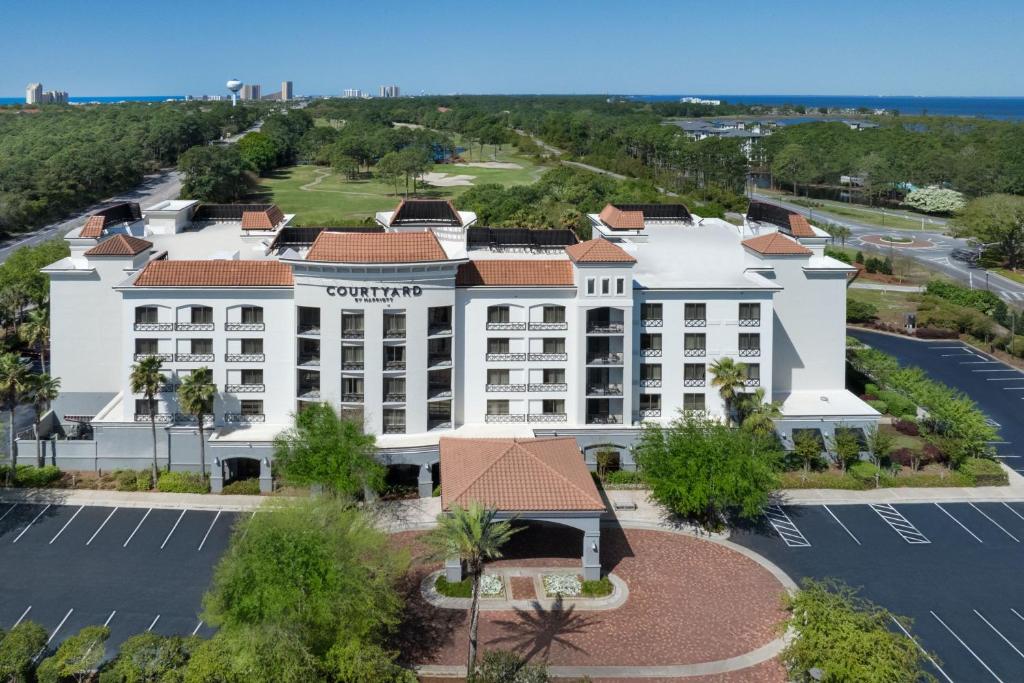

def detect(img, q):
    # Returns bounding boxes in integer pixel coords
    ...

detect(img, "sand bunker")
[455,161,523,170]
[421,172,475,187]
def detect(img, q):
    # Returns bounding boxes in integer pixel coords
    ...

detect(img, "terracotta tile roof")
[787,214,816,238]
[306,231,448,263]
[565,238,636,264]
[240,205,285,230]
[598,204,645,230]
[134,260,294,287]
[440,437,606,512]
[80,216,106,238]
[84,234,152,257]
[456,259,574,287]
[742,232,812,256]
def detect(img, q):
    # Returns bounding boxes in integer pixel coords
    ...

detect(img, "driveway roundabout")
[860,233,934,249]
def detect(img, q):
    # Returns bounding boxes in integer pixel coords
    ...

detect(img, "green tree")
[793,431,823,480]
[236,132,279,175]
[324,639,417,683]
[36,624,110,683]
[954,194,1024,269]
[772,143,815,196]
[329,151,360,180]
[183,625,320,683]
[866,426,896,468]
[28,373,60,469]
[272,402,384,497]
[474,649,550,683]
[375,152,404,196]
[99,632,196,683]
[739,387,782,437]
[782,579,931,682]
[0,621,48,683]
[19,307,49,374]
[178,145,250,203]
[635,414,781,528]
[0,352,31,483]
[176,367,215,481]
[130,356,167,481]
[831,429,863,471]
[709,357,747,425]
[427,503,519,674]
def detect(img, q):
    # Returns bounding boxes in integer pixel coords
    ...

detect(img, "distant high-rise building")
[343,88,363,98]
[43,90,68,105]
[240,84,261,101]
[281,81,293,101]
[378,84,400,98]
[26,83,43,104]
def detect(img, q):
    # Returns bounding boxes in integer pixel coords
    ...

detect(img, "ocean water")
[0,95,184,105]
[634,95,1024,120]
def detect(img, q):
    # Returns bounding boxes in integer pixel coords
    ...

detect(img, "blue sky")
[4,0,1022,97]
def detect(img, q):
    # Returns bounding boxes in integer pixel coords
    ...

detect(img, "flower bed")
[543,573,582,597]
[434,573,505,599]
[480,574,504,598]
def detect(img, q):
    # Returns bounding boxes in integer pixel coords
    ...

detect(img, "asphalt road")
[0,500,239,656]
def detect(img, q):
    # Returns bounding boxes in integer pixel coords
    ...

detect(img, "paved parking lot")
[734,501,1024,682]
[0,502,240,654]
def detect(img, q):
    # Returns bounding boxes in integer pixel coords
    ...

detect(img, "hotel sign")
[325,285,423,303]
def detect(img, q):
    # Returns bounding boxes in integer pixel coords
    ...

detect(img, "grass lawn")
[757,189,947,232]
[994,268,1024,285]
[848,288,922,326]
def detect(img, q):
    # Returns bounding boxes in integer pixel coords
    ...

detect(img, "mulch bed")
[510,576,536,601]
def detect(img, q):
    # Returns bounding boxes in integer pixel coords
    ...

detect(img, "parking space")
[0,502,237,656]
[733,501,1024,681]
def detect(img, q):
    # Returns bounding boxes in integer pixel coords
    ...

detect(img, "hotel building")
[38,197,877,495]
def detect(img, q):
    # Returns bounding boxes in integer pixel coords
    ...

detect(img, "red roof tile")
[81,216,106,238]
[742,232,812,256]
[240,206,285,230]
[565,239,636,263]
[456,259,574,287]
[598,204,645,230]
[440,437,605,512]
[306,231,447,263]
[84,234,152,257]
[134,260,294,287]
[787,214,816,238]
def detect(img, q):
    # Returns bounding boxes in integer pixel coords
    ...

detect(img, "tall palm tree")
[427,503,519,675]
[740,387,783,437]
[20,308,50,375]
[28,373,60,468]
[177,367,215,483]
[0,352,31,484]
[709,357,747,426]
[130,356,166,482]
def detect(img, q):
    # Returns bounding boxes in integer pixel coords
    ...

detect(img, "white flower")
[543,573,582,597]
[479,574,504,596]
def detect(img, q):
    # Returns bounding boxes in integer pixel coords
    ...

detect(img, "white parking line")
[1002,503,1024,522]
[12,504,51,543]
[86,508,118,546]
[191,620,204,636]
[928,346,966,350]
[764,505,811,547]
[974,610,1024,660]
[13,606,31,627]
[973,369,1021,373]
[823,505,861,545]
[1002,387,1024,391]
[103,610,117,627]
[197,510,221,551]
[890,616,953,683]
[931,610,1003,682]
[1013,608,1024,623]
[161,510,186,549]
[870,504,930,543]
[123,508,152,547]
[969,503,1020,542]
[936,504,984,543]
[49,506,84,544]
[47,608,74,644]
[961,361,999,364]
[986,377,1024,381]
[147,615,160,632]
[0,503,17,522]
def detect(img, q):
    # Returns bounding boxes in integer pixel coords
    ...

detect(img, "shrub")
[877,390,917,417]
[474,650,550,683]
[925,280,1005,318]
[603,469,645,487]
[893,419,920,436]
[866,399,888,414]
[959,457,1008,486]
[11,465,62,488]
[865,383,880,396]
[849,460,892,487]
[855,250,865,264]
[847,299,878,323]
[434,576,473,598]
[890,448,916,469]
[432,484,441,497]
[221,478,260,495]
[825,246,853,264]
[156,471,209,493]
[0,621,49,682]
[581,576,614,597]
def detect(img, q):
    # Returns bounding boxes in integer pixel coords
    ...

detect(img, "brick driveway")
[393,524,787,679]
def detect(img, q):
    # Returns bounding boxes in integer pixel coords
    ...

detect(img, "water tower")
[226,79,243,106]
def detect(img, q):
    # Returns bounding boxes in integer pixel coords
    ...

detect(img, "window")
[342,345,363,366]
[342,377,364,399]
[739,302,760,322]
[383,408,405,433]
[601,278,610,295]
[341,312,364,336]
[640,334,662,351]
[428,306,452,330]
[641,303,662,321]
[241,369,263,385]
[542,306,565,323]
[639,394,661,411]
[384,377,405,400]
[240,400,263,415]
[684,364,706,382]
[586,278,596,295]
[191,339,213,354]
[487,369,510,385]
[683,393,706,412]
[542,399,565,414]
[543,368,565,384]
[383,311,405,337]
[487,338,510,354]
[542,338,565,353]
[135,399,155,416]
[340,406,363,423]
[487,306,510,324]
[616,277,625,295]
[684,333,706,351]
[297,306,320,333]
[684,303,707,322]
[135,306,158,324]
[135,339,158,355]
[640,364,662,381]
[744,364,761,381]
[383,345,405,366]
[241,338,263,355]
[190,306,213,324]
[240,306,263,324]
[739,333,760,352]
[487,400,510,415]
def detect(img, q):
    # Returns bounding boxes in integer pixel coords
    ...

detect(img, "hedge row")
[0,465,62,488]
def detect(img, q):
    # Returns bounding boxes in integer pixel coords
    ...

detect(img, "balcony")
[486,353,527,362]
[157,382,179,393]
[383,423,406,434]
[297,325,320,336]
[528,352,567,362]
[225,322,265,331]
[586,352,624,365]
[485,413,526,423]
[486,322,526,331]
[134,413,173,423]
[744,378,761,387]
[383,361,406,371]
[225,413,266,423]
[134,323,173,331]
[428,355,453,368]
[639,379,662,388]
[383,329,406,339]
[133,353,173,362]
[297,356,321,368]
[225,353,265,363]
[529,413,567,423]
[683,348,706,357]
[297,388,321,400]
[173,413,214,426]
[428,419,454,430]
[486,384,526,392]
[176,353,215,363]
[529,321,567,331]
[175,322,215,331]
[428,323,453,336]
[341,329,364,339]
[640,318,663,328]
[684,378,706,387]
[428,386,453,400]
[738,318,760,327]
[639,409,662,418]
[383,393,406,403]
[640,348,662,357]
[684,319,707,328]
[586,322,624,334]
[225,383,264,393]
[528,383,567,392]
[341,393,364,402]
[586,414,622,425]
[341,361,364,371]
[739,348,761,357]
[587,384,624,397]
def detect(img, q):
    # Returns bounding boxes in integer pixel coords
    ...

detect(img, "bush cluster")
[602,469,645,487]
[863,256,893,275]
[846,299,878,323]
[581,576,614,598]
[156,471,209,494]
[112,469,152,492]
[959,457,1009,486]
[221,478,260,495]
[1,465,62,488]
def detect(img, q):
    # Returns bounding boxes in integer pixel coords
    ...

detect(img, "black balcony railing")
[383,361,406,371]
[341,329,364,339]
[528,383,567,392]
[225,413,266,423]
[684,378,706,387]
[640,318,663,327]
[383,328,406,339]
[225,383,264,393]
[485,413,526,423]
[529,321,567,331]
[586,322,624,334]
[684,319,707,328]
[134,352,173,362]
[175,323,215,331]
[383,393,407,403]
[486,353,526,362]
[683,348,706,357]
[640,348,662,357]
[738,318,760,327]
[639,378,662,388]
[586,414,622,425]
[587,384,624,396]
[341,361,364,371]
[744,378,761,387]
[528,352,567,361]
[486,383,526,392]
[529,413,567,423]
[225,353,265,362]
[341,393,364,402]
[586,353,623,365]
[486,322,526,331]
[383,423,406,434]
[176,353,215,363]
[134,413,173,423]
[225,322,265,331]
[173,413,214,426]
[157,382,179,393]
[134,323,173,331]
[639,409,662,418]
[739,348,761,357]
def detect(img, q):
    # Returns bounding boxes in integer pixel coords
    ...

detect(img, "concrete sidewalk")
[0,487,265,511]
[849,281,924,292]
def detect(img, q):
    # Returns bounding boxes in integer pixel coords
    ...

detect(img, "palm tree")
[20,308,50,375]
[130,356,166,482]
[428,503,519,675]
[177,367,215,484]
[28,373,60,468]
[709,357,747,425]
[740,388,783,437]
[0,352,31,484]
